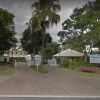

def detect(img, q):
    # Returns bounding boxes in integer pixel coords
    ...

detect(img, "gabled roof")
[53,49,84,57]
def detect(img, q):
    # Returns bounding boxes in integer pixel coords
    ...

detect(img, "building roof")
[53,49,84,57]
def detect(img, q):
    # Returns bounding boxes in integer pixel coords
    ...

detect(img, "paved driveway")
[0,62,100,96]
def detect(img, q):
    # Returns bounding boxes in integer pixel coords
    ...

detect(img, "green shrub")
[69,59,96,69]
[60,59,70,68]
[0,58,9,65]
[43,59,48,64]
[31,65,48,73]
[59,58,96,69]
[9,58,15,64]
[38,66,48,73]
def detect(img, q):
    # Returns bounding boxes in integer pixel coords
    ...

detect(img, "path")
[0,62,100,96]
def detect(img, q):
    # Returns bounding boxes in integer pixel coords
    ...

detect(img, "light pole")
[41,16,49,65]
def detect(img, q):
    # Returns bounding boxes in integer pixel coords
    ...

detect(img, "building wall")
[8,49,27,58]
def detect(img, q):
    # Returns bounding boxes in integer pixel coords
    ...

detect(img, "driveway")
[0,62,100,96]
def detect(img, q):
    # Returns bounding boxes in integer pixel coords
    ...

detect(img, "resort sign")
[90,54,100,64]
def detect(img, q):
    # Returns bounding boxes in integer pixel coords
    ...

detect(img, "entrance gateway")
[14,55,41,67]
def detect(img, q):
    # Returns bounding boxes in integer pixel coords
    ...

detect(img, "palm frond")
[31,0,61,29]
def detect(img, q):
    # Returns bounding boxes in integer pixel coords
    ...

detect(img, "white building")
[4,47,27,61]
[53,49,84,58]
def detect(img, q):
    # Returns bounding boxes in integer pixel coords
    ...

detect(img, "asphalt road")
[0,97,100,100]
[0,62,100,96]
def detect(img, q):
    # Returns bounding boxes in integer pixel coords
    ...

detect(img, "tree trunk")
[41,31,44,65]
[41,21,46,65]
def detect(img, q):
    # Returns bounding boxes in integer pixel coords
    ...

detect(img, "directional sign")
[90,54,100,64]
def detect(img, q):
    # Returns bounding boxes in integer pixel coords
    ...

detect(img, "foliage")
[21,28,52,54]
[44,42,59,60]
[0,60,8,65]
[69,59,96,69]
[0,8,17,54]
[31,0,61,30]
[60,59,70,68]
[14,57,26,62]
[58,0,100,51]
[0,64,15,76]
[9,57,14,63]
[31,65,48,73]
[60,58,96,69]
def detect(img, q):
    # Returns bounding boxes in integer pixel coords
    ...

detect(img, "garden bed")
[78,67,98,73]
[31,65,48,73]
[63,67,100,77]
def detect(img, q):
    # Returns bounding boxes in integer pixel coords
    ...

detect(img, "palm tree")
[31,0,61,65]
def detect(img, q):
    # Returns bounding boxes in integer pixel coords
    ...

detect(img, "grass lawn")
[0,64,15,76]
[31,65,48,73]
[63,68,100,77]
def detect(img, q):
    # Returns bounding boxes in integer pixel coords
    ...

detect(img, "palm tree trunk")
[41,21,46,65]
[41,30,44,65]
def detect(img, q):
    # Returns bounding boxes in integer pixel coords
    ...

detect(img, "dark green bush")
[59,58,96,69]
[15,57,26,62]
[69,59,96,69]
[0,58,9,65]
[60,59,70,68]
[43,59,48,64]
[3,58,7,63]
[9,58,15,64]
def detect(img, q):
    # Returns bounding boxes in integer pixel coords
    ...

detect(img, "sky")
[0,0,94,43]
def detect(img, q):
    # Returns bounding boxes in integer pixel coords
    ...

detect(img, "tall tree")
[58,0,100,52]
[31,0,61,64]
[0,8,17,54]
[21,26,52,65]
[21,27,52,54]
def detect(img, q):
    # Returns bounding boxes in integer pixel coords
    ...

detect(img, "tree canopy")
[58,0,100,52]
[31,0,61,31]
[0,8,17,54]
[44,42,60,60]
[21,27,52,54]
